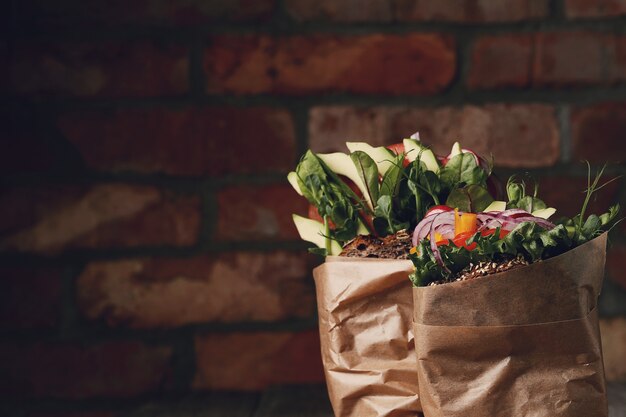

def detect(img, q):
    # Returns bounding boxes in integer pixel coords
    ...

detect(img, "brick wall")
[3,0,626,414]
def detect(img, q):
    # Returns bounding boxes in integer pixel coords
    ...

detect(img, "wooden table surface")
[120,383,626,417]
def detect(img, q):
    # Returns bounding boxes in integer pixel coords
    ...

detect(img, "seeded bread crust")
[340,230,412,259]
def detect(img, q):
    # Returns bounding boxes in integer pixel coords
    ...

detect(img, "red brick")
[0,266,63,329]
[533,32,607,86]
[468,35,533,89]
[393,0,549,22]
[285,0,393,21]
[468,32,623,90]
[309,104,560,168]
[571,103,626,164]
[609,36,626,82]
[608,245,626,290]
[11,42,188,98]
[57,107,296,176]
[565,0,626,18]
[534,176,621,219]
[193,330,324,390]
[600,317,626,382]
[77,251,315,328]
[204,34,456,95]
[216,183,308,241]
[0,341,172,399]
[0,184,200,255]
[15,0,275,26]
[285,0,548,22]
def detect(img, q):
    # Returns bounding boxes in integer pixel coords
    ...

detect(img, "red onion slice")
[429,212,451,272]
[414,209,555,248]
[476,211,555,232]
[413,210,455,245]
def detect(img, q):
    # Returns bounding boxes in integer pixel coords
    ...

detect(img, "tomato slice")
[338,175,363,198]
[425,205,453,217]
[481,229,509,239]
[386,143,405,154]
[307,205,336,229]
[452,231,477,251]
[386,143,410,167]
[450,228,510,251]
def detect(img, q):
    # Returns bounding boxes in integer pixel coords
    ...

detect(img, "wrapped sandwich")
[409,169,619,417]
[289,134,500,417]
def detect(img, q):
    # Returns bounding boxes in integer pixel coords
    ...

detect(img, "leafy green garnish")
[559,163,621,245]
[379,154,404,197]
[409,222,573,286]
[506,176,547,212]
[295,151,365,246]
[446,184,493,213]
[409,163,621,286]
[350,151,380,208]
[294,143,495,252]
[439,153,487,191]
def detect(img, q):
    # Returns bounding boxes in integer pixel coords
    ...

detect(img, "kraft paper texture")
[413,233,609,417]
[314,257,422,417]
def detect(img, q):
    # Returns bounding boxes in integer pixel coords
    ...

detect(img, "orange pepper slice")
[454,209,478,236]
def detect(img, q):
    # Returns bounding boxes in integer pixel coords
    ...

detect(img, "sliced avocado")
[450,142,462,158]
[317,152,374,210]
[402,139,439,173]
[356,219,369,235]
[483,200,506,212]
[532,207,556,219]
[346,142,395,175]
[292,214,342,255]
[287,171,303,196]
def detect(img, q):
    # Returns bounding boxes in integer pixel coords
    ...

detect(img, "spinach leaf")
[440,153,486,190]
[446,185,493,212]
[418,171,442,205]
[373,194,409,235]
[515,196,547,212]
[295,151,364,245]
[295,151,328,205]
[379,155,404,197]
[350,151,380,205]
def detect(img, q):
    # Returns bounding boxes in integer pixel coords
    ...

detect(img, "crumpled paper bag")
[413,233,608,417]
[314,257,422,417]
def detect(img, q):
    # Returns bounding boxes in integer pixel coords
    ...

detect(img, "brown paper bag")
[313,257,422,417]
[413,233,609,417]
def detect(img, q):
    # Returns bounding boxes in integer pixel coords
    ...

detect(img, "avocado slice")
[448,141,481,166]
[292,214,342,255]
[449,142,462,158]
[317,152,374,210]
[402,139,439,173]
[483,200,506,212]
[346,142,396,175]
[287,171,303,196]
[356,219,369,235]
[532,207,556,219]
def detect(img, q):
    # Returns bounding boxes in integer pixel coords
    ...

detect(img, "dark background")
[2,0,626,415]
